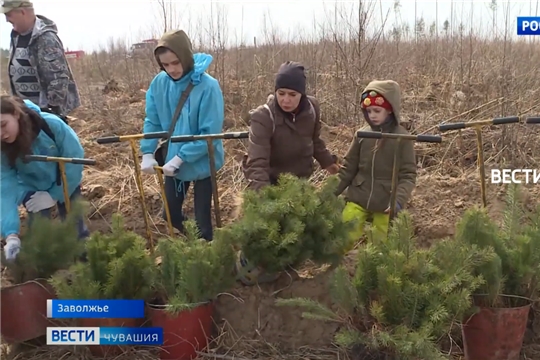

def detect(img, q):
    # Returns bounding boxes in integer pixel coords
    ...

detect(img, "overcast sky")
[0,1,537,51]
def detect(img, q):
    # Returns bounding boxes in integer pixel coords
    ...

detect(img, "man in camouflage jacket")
[3,0,80,117]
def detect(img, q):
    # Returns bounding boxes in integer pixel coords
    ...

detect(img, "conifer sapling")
[50,213,154,301]
[151,220,236,316]
[277,211,489,359]
[3,199,87,284]
[219,174,352,274]
[454,184,540,307]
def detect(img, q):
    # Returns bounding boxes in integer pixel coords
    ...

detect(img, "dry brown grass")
[2,10,540,359]
[68,28,540,244]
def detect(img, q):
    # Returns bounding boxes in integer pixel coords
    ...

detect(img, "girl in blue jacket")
[140,30,225,241]
[1,95,89,261]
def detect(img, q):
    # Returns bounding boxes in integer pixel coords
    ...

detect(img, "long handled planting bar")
[356,131,442,226]
[151,165,174,237]
[24,155,97,213]
[170,131,249,228]
[525,116,540,124]
[96,131,168,251]
[438,116,522,208]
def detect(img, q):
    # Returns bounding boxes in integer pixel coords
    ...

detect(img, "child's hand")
[325,163,340,175]
[384,203,402,214]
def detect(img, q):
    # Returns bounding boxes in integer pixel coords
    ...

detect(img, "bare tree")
[154,0,183,34]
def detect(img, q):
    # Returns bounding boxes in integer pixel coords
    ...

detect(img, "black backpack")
[40,107,69,125]
[37,117,63,187]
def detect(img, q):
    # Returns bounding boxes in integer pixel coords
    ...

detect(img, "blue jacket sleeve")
[46,119,85,202]
[177,81,224,163]
[1,160,22,238]
[140,80,162,155]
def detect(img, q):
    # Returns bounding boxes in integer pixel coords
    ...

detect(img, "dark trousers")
[22,186,90,239]
[163,176,213,241]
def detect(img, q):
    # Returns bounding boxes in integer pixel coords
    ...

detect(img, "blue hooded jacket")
[140,52,225,182]
[0,100,84,238]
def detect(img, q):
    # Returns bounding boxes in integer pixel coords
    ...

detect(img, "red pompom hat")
[361,90,393,112]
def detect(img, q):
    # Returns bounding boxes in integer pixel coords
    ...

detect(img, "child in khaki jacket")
[335,80,417,247]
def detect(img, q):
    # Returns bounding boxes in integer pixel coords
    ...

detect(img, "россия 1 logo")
[517,17,540,35]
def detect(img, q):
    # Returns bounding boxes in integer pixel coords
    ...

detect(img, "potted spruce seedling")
[49,213,154,357]
[455,184,540,360]
[148,220,236,360]
[221,174,352,286]
[1,200,87,344]
[277,211,491,360]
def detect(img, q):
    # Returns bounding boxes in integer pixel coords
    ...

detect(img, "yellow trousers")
[342,202,389,251]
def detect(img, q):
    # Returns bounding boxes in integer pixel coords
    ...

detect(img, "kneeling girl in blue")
[1,95,89,261]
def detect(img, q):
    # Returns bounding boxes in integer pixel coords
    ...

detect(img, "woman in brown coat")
[237,61,339,286]
[242,61,339,191]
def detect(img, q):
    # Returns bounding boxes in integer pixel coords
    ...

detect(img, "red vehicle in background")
[65,50,85,60]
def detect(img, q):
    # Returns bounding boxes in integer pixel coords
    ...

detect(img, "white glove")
[25,191,56,213]
[141,154,158,174]
[4,234,21,261]
[162,155,183,177]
